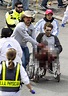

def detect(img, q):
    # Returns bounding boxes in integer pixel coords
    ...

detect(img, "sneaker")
[58,4,67,8]
[0,1,3,6]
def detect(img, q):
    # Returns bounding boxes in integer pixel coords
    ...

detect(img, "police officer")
[0,48,35,96]
[5,1,24,35]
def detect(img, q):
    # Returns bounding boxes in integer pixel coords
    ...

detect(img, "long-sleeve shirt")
[35,17,59,37]
[0,61,30,96]
[11,22,38,48]
[0,37,22,64]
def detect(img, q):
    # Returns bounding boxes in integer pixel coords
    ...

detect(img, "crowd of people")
[0,0,64,95]
[41,0,67,9]
[0,0,29,10]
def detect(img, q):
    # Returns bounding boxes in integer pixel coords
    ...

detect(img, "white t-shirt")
[0,37,22,64]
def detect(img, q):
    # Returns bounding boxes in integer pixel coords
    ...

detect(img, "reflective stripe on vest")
[0,80,20,87]
[0,61,20,87]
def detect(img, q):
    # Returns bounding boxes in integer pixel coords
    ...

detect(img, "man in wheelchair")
[35,22,62,78]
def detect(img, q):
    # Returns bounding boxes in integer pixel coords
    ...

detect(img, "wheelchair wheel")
[56,64,60,82]
[33,74,39,83]
[33,68,39,83]
[26,64,35,79]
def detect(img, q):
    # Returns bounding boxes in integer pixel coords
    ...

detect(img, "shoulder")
[51,34,58,40]
[10,37,18,42]
[8,9,14,14]
[52,18,59,26]
[36,33,45,42]
[10,37,21,46]
[35,18,45,25]
[30,23,34,29]
[6,10,14,16]
[0,38,6,43]
[16,22,25,28]
[20,11,24,15]
[53,18,58,23]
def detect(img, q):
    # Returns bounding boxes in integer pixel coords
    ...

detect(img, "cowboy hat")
[23,10,33,17]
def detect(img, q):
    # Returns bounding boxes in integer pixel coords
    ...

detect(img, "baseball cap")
[1,28,13,38]
[45,9,53,15]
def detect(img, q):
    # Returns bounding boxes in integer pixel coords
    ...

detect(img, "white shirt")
[35,18,59,37]
[0,37,22,64]
[0,61,30,96]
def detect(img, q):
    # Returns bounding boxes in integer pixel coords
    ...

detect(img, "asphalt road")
[0,5,68,96]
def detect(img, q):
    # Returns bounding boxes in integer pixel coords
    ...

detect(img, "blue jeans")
[21,0,29,10]
[21,46,30,69]
[0,0,3,3]
[57,0,63,6]
[41,0,48,7]
[12,0,29,10]
[12,0,18,9]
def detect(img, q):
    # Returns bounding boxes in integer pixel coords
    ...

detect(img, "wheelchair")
[26,46,60,83]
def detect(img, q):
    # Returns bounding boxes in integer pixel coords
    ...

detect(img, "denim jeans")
[41,0,48,7]
[57,0,63,6]
[12,0,29,10]
[12,0,18,9]
[0,0,3,3]
[21,46,30,69]
[21,0,29,10]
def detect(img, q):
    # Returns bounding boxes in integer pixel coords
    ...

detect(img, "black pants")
[41,0,48,7]
[0,0,3,3]
[57,0,63,6]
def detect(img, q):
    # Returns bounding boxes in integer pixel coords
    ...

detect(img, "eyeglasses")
[46,29,52,31]
[17,6,23,8]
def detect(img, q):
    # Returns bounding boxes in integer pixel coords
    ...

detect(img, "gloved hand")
[30,90,35,94]
[61,23,65,27]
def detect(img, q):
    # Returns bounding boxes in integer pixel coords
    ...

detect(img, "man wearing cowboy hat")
[11,10,43,70]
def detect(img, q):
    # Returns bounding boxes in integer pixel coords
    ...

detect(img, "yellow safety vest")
[0,61,20,87]
[5,10,24,30]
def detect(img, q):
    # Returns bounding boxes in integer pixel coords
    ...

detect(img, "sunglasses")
[46,29,52,31]
[17,6,23,8]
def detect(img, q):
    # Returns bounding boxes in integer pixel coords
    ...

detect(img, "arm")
[54,36,63,54]
[16,25,38,46]
[20,65,35,94]
[35,19,44,37]
[52,19,59,36]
